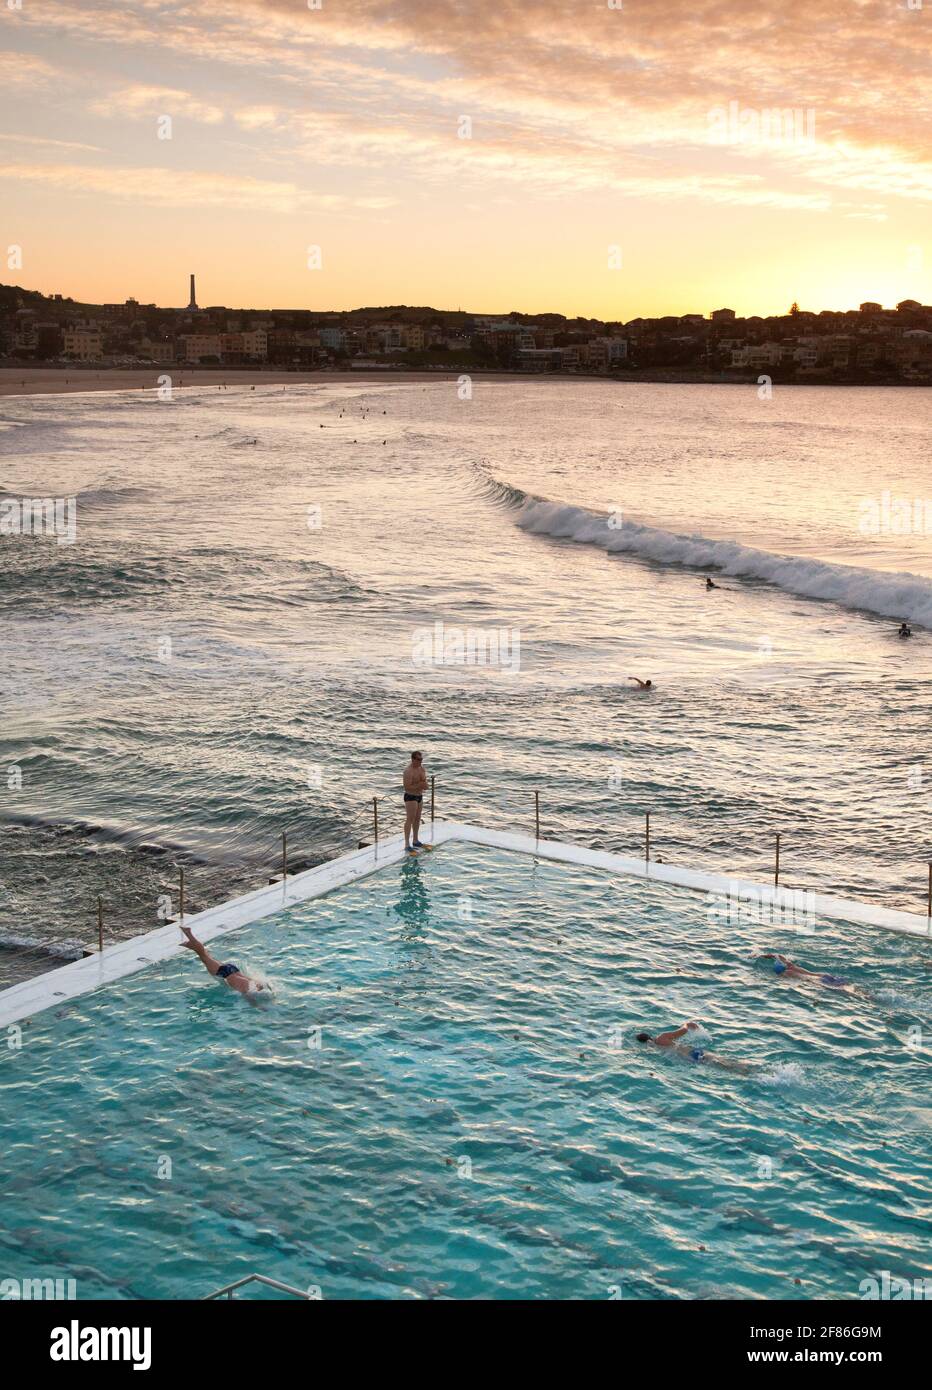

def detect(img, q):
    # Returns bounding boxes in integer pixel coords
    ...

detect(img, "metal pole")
[645,811,651,865]
[282,830,287,882]
[534,790,540,841]
[180,866,185,925]
[927,862,931,920]
[430,776,435,824]
[97,896,104,954]
[774,833,781,887]
[373,797,379,844]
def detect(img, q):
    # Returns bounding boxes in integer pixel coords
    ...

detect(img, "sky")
[2,0,931,318]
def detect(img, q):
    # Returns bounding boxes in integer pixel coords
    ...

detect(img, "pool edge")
[1,819,930,1029]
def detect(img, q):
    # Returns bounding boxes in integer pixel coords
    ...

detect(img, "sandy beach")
[4,366,894,398]
[0,366,538,398]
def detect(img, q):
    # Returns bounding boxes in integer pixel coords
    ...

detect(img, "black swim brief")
[403,793,423,803]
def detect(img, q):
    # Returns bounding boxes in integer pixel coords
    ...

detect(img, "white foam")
[0,932,86,962]
[873,987,930,1017]
[758,1061,809,1087]
[516,497,932,627]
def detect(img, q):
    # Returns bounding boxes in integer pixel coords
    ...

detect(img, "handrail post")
[927,861,931,920]
[281,830,287,883]
[645,811,651,866]
[97,896,104,954]
[534,789,540,841]
[431,776,435,824]
[774,833,781,887]
[179,866,185,925]
[373,797,379,845]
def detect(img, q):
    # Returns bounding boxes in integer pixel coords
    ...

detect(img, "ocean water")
[2,842,930,1301]
[1,379,931,985]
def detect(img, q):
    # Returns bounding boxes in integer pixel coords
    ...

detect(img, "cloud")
[233,106,284,131]
[9,0,932,219]
[91,85,225,125]
[0,161,396,213]
[0,50,62,85]
[0,133,103,153]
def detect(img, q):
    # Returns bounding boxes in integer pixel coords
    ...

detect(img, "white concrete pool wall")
[1,819,930,1030]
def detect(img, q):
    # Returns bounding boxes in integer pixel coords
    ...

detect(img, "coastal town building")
[181,333,222,363]
[1,283,930,382]
[63,328,103,360]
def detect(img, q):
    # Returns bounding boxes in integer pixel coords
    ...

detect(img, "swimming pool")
[2,840,931,1300]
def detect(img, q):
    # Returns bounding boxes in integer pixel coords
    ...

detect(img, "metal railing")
[201,1273,316,1301]
[359,774,436,847]
[88,787,932,952]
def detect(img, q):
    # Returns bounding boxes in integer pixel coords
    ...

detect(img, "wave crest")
[500,484,932,626]
[472,462,529,508]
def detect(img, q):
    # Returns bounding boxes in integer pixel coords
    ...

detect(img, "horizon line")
[5,281,926,322]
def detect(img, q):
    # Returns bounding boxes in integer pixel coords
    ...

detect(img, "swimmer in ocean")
[628,676,653,689]
[898,622,912,639]
[705,577,718,590]
[635,1019,752,1073]
[758,952,851,990]
[180,926,269,1000]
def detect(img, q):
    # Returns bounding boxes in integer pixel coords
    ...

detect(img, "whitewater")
[513,493,932,627]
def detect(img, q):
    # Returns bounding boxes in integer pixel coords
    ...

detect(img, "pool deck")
[1,820,930,1030]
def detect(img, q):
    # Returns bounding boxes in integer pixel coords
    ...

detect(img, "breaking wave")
[479,466,932,627]
[0,933,87,962]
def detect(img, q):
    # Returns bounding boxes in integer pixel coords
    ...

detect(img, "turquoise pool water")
[2,842,931,1300]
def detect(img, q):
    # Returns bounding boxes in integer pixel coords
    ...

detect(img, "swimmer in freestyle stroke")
[635,1020,753,1073]
[758,953,853,991]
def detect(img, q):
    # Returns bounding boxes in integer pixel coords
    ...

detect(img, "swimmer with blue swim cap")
[759,953,850,990]
[635,1020,753,1074]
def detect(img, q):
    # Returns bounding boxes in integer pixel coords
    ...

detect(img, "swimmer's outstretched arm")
[760,952,818,979]
[627,676,648,688]
[655,1021,698,1047]
[781,956,821,979]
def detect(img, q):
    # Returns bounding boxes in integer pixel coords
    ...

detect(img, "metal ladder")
[202,1273,316,1300]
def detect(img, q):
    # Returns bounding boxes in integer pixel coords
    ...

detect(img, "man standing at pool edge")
[403,750,428,852]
